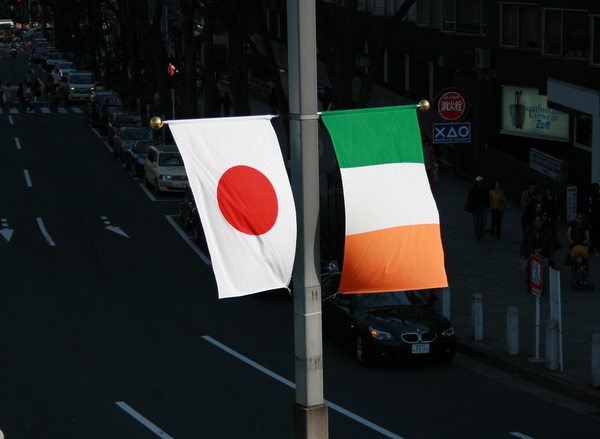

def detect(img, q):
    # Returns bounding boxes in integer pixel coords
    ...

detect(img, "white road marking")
[510,433,536,439]
[36,217,56,246]
[165,215,211,264]
[202,335,406,439]
[8,114,14,123]
[23,169,32,187]
[115,401,173,438]
[14,137,21,149]
[101,216,129,238]
[0,218,14,242]
[71,107,82,113]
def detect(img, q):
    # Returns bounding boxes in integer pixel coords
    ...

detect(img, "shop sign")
[433,123,471,143]
[500,86,568,141]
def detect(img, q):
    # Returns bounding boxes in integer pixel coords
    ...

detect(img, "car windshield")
[159,153,184,166]
[70,75,94,84]
[123,129,150,140]
[355,291,429,308]
[104,96,122,106]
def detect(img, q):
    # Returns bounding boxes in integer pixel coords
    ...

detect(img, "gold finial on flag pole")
[418,100,431,111]
[149,116,164,130]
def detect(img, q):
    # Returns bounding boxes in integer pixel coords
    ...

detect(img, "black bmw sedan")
[321,272,456,366]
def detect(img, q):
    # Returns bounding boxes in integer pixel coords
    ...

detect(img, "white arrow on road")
[101,216,129,238]
[0,218,14,242]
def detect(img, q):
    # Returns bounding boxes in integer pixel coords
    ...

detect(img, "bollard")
[440,287,451,319]
[471,294,483,341]
[546,319,559,371]
[592,334,600,387]
[506,306,519,355]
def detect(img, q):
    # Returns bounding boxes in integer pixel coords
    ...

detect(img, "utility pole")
[287,0,328,438]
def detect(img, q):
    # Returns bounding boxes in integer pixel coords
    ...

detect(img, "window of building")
[417,0,441,28]
[501,3,541,49]
[543,9,590,58]
[443,0,486,34]
[592,15,600,64]
[575,115,592,149]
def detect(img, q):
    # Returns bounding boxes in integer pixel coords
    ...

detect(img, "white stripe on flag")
[341,162,439,235]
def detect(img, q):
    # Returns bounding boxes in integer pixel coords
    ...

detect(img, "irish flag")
[321,105,447,294]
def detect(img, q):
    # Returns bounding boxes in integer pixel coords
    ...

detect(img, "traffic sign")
[530,254,543,292]
[438,91,466,121]
[433,122,471,143]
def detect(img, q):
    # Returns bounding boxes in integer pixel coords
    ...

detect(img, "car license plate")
[412,344,429,354]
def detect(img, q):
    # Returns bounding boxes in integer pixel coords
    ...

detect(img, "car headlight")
[160,175,173,180]
[442,326,455,337]
[369,327,393,340]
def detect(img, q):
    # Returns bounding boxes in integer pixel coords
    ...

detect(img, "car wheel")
[125,158,131,171]
[144,174,151,188]
[356,333,374,366]
[154,179,161,195]
[112,145,118,157]
[131,164,138,177]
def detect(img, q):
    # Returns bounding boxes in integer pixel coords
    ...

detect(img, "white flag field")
[169,116,297,299]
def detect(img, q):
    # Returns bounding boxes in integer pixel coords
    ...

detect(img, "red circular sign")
[438,92,466,121]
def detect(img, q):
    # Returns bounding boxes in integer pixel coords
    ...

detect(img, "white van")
[65,71,96,102]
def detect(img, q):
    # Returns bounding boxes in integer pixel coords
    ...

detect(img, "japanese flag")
[169,116,296,299]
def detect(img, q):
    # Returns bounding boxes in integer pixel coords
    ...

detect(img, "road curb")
[457,340,600,410]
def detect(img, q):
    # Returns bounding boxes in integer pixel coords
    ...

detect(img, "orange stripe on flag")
[339,223,447,294]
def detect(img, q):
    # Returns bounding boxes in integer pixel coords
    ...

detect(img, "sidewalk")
[226,84,600,408]
[433,171,600,409]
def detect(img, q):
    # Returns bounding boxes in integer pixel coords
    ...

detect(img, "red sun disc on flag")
[217,165,279,235]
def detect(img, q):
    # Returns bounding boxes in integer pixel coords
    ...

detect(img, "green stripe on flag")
[321,105,423,169]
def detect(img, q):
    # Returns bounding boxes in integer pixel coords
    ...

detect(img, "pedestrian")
[23,84,34,112]
[489,180,507,239]
[16,82,24,107]
[542,185,561,250]
[32,79,41,104]
[24,70,33,86]
[44,75,54,100]
[222,91,231,116]
[466,176,489,240]
[49,85,58,112]
[520,213,555,293]
[520,181,537,231]
[566,212,591,250]
[522,190,544,232]
[3,83,13,109]
[588,182,600,255]
[52,69,61,91]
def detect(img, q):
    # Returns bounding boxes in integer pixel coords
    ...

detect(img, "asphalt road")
[1,46,599,439]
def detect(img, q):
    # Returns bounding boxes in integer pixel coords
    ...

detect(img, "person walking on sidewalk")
[520,181,537,231]
[489,180,507,239]
[466,176,489,240]
[521,214,555,292]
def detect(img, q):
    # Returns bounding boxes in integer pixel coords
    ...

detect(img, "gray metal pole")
[287,1,328,438]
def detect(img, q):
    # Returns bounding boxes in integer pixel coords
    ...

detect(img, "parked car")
[54,61,76,76]
[124,139,165,176]
[85,90,123,128]
[321,272,456,366]
[44,51,65,71]
[178,187,196,229]
[32,46,48,63]
[144,144,188,195]
[65,70,96,102]
[112,126,154,162]
[107,111,142,145]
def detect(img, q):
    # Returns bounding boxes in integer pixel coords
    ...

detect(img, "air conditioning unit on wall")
[474,48,491,69]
